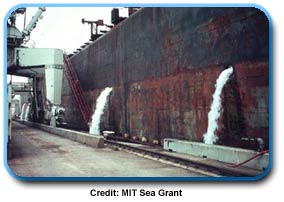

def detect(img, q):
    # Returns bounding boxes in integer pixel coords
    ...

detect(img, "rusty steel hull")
[62,7,269,149]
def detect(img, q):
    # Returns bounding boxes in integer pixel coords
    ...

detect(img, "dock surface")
[8,122,205,177]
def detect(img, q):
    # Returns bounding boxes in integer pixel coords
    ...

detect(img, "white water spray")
[89,87,113,135]
[203,66,234,144]
[20,103,27,121]
[24,104,30,121]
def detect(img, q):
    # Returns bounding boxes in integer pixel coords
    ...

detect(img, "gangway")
[63,54,92,127]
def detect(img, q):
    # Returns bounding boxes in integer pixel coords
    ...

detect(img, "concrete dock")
[8,122,206,177]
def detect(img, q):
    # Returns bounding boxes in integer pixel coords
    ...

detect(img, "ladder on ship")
[63,54,92,127]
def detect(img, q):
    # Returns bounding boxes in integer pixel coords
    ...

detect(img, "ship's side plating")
[62,7,269,149]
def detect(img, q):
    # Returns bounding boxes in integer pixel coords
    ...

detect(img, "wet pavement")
[7,122,205,177]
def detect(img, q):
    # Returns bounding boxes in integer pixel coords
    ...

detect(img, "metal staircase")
[63,54,92,127]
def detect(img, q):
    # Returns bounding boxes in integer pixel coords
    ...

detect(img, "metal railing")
[63,54,92,127]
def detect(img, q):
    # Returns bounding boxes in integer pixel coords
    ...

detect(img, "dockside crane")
[7,7,65,143]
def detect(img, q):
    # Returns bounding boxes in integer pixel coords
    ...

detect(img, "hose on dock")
[227,150,269,168]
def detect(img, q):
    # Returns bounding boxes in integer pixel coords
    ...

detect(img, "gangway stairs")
[63,54,92,128]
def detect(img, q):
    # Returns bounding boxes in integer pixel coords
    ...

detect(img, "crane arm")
[22,7,46,37]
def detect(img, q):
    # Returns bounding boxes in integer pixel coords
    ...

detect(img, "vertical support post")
[7,83,12,143]
[33,76,39,121]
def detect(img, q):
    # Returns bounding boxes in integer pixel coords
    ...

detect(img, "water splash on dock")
[203,66,233,144]
[20,103,27,121]
[24,104,31,121]
[89,87,113,135]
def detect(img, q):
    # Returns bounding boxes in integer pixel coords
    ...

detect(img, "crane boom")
[22,7,46,37]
